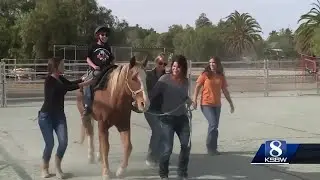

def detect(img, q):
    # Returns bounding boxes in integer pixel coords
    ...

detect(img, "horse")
[76,56,150,179]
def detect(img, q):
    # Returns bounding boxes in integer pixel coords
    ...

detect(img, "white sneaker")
[145,160,157,167]
[56,171,65,179]
[41,169,50,178]
[178,177,188,180]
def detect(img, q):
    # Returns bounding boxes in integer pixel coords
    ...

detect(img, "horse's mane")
[106,64,140,103]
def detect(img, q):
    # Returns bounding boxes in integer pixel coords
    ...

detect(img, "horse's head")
[125,56,150,112]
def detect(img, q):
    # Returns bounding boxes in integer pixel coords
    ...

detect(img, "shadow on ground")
[118,151,320,180]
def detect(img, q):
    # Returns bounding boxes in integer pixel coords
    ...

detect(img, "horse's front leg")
[99,122,111,180]
[116,130,132,177]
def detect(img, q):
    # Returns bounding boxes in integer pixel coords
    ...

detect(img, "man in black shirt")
[82,25,115,116]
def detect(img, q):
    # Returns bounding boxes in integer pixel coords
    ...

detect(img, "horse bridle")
[125,65,144,98]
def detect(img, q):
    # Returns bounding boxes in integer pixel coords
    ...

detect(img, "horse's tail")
[75,88,91,144]
[75,116,93,144]
[79,122,86,144]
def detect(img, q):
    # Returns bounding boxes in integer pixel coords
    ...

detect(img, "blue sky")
[97,0,315,39]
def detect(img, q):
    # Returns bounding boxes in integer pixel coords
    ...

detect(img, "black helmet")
[94,25,110,36]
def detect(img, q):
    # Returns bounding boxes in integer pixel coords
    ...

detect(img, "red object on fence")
[301,54,318,74]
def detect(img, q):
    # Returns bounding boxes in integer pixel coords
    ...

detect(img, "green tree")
[295,0,320,54]
[223,11,262,57]
[310,27,320,55]
[18,0,79,58]
[0,0,300,62]
[0,0,36,58]
[195,13,212,28]
[157,24,184,50]
[266,28,296,58]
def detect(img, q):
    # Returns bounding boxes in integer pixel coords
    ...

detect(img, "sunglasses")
[158,61,167,66]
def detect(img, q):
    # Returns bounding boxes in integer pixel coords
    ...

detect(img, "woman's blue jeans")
[200,105,221,152]
[159,115,191,178]
[38,111,68,162]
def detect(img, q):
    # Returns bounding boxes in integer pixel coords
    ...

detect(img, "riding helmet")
[94,25,110,36]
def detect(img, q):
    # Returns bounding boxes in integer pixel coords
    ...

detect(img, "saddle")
[93,65,118,91]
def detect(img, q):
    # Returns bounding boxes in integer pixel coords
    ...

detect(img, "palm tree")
[295,0,320,54]
[223,11,262,56]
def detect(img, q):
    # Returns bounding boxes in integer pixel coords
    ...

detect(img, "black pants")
[159,115,191,178]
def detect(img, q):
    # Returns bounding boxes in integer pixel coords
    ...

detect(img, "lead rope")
[144,102,188,116]
[144,99,194,148]
[187,106,193,148]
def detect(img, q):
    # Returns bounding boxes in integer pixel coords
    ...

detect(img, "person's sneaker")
[177,176,188,180]
[208,150,221,156]
[145,160,157,167]
[41,169,50,178]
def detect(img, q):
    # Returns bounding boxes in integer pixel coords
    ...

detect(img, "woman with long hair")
[149,55,194,180]
[38,57,91,178]
[192,56,234,155]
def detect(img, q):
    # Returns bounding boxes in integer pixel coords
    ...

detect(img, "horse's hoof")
[88,154,95,164]
[116,166,126,177]
[96,152,101,162]
[102,174,110,180]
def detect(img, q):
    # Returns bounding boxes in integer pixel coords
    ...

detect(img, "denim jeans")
[144,112,162,162]
[83,85,92,108]
[38,111,68,162]
[200,105,221,152]
[159,115,191,178]
[83,69,102,109]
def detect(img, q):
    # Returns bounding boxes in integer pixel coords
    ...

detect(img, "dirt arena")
[1,95,320,179]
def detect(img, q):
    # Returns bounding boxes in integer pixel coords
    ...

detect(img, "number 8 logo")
[269,140,283,157]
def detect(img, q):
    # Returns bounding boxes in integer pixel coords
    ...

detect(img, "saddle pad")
[94,65,119,91]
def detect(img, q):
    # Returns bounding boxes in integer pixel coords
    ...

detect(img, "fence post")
[2,62,6,107]
[188,60,192,96]
[0,62,3,107]
[0,62,6,107]
[317,71,320,94]
[264,59,269,97]
[53,45,56,57]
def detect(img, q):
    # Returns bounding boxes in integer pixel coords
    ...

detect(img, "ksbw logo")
[264,140,288,163]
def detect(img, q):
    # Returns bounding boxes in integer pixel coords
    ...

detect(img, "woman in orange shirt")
[192,56,234,155]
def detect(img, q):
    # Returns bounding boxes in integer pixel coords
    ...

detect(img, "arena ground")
[1,96,320,180]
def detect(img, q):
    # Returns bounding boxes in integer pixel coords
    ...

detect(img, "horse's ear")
[142,55,149,68]
[129,56,136,68]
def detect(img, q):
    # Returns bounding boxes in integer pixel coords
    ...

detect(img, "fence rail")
[0,59,319,107]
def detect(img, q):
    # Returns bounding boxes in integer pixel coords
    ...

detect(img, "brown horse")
[76,56,150,180]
